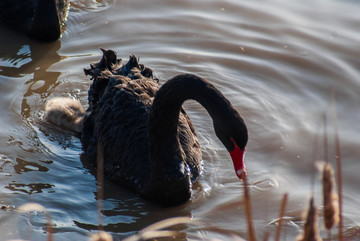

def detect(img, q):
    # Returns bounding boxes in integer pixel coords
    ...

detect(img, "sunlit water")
[0,0,359,240]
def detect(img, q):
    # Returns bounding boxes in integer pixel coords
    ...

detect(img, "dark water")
[0,0,359,240]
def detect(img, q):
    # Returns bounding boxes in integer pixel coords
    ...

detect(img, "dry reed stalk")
[45,213,54,241]
[274,193,288,241]
[296,197,322,241]
[124,216,248,241]
[17,203,53,241]
[343,227,360,241]
[310,115,324,197]
[331,90,343,241]
[198,225,246,240]
[97,143,105,231]
[138,230,180,240]
[89,231,113,241]
[322,114,329,164]
[141,216,193,232]
[123,217,192,241]
[322,162,339,230]
[204,199,244,216]
[262,230,270,241]
[243,177,256,241]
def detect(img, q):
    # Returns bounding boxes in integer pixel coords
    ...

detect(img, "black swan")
[0,0,69,41]
[45,49,248,206]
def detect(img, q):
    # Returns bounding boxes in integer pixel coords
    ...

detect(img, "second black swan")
[0,0,69,41]
[45,49,248,206]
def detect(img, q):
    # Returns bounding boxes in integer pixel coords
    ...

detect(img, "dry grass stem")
[322,163,339,230]
[262,230,270,241]
[124,216,249,241]
[139,230,180,240]
[204,199,244,216]
[45,213,53,241]
[322,114,329,164]
[141,216,193,232]
[275,193,288,241]
[89,231,113,241]
[123,217,193,241]
[17,203,53,241]
[296,197,322,241]
[97,143,105,230]
[243,177,256,241]
[331,90,343,241]
[197,224,246,240]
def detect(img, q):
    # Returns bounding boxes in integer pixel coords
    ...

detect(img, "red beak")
[230,138,247,180]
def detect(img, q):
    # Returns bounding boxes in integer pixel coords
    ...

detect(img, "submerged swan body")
[0,0,69,41]
[45,49,248,206]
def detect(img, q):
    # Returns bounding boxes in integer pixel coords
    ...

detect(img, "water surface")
[0,0,359,240]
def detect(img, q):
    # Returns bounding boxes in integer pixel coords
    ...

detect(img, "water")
[0,0,359,240]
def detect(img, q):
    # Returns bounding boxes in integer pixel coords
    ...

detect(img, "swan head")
[214,113,248,180]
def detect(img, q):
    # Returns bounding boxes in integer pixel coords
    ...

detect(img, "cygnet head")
[45,97,85,133]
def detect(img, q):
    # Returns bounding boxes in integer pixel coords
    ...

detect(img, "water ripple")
[251,175,280,192]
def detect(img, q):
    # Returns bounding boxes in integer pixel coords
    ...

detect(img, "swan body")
[0,0,69,41]
[46,49,248,206]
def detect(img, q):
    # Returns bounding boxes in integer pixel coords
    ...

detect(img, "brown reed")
[243,176,257,241]
[262,230,270,241]
[123,215,250,241]
[331,89,343,241]
[122,217,191,241]
[274,193,288,241]
[17,203,53,241]
[97,142,105,231]
[322,162,339,230]
[89,231,113,241]
[296,197,322,241]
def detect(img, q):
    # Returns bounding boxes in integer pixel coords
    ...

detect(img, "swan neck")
[148,74,234,164]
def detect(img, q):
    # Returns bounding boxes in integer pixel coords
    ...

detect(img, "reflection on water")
[6,182,54,195]
[13,157,50,174]
[0,0,360,240]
